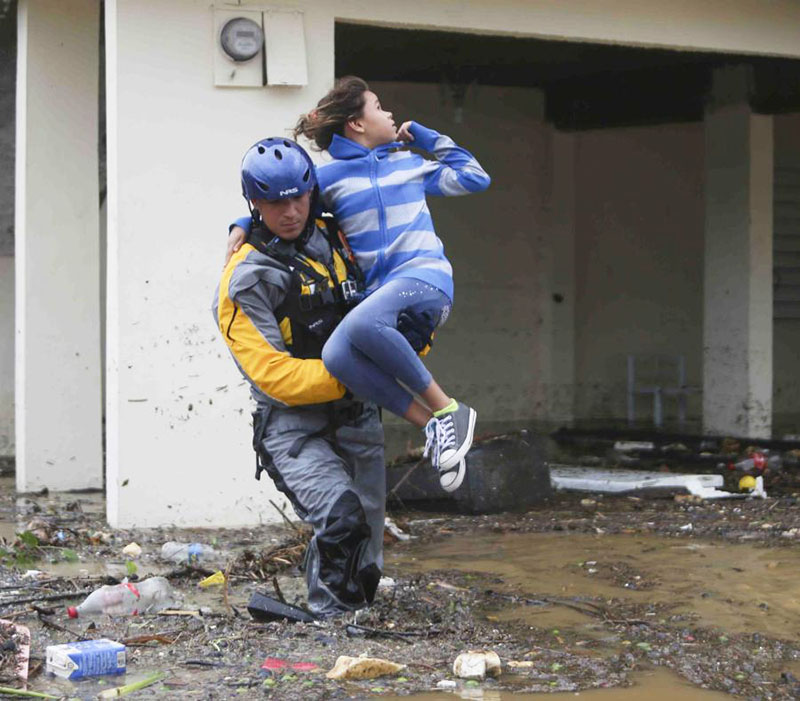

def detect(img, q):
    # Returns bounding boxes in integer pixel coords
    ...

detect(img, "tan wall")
[773,113,800,431]
[574,123,705,425]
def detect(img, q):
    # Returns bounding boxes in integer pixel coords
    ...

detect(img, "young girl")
[229,77,490,491]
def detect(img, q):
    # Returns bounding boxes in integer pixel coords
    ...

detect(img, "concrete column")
[0,257,13,460]
[703,66,773,438]
[537,128,576,424]
[15,0,102,490]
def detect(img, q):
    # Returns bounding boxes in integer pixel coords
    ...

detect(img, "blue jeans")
[322,278,451,418]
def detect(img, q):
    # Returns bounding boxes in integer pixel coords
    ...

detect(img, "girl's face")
[353,91,397,148]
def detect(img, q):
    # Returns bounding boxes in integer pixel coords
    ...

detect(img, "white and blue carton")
[46,639,127,679]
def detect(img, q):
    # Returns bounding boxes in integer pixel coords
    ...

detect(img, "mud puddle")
[390,666,732,700]
[391,531,800,640]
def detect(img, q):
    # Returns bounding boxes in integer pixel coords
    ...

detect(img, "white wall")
[0,255,13,458]
[104,0,800,526]
[574,123,705,425]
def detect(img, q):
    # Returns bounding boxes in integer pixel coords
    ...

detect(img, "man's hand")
[225,226,247,267]
[396,121,415,143]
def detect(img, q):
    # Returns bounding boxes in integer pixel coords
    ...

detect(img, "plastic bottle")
[727,452,782,473]
[67,577,177,618]
[160,541,223,566]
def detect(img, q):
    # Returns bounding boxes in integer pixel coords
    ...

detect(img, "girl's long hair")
[294,76,369,151]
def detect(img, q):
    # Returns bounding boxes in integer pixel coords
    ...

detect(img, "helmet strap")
[295,185,320,251]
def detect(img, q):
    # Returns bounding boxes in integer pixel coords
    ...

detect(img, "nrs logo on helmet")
[280,187,299,197]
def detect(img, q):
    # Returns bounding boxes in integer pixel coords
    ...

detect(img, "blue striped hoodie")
[318,122,490,301]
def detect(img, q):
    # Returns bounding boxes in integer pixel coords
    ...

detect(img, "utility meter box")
[212,7,308,88]
[213,8,264,88]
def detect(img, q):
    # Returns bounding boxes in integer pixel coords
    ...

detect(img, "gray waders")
[252,400,385,618]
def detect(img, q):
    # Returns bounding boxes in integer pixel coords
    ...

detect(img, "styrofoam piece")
[550,465,767,500]
[550,465,722,494]
[613,441,655,452]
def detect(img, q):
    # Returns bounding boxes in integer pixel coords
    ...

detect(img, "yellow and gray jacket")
[213,219,362,408]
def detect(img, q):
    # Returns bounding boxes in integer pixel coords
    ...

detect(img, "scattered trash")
[88,530,113,545]
[662,443,689,453]
[0,620,30,685]
[680,524,693,532]
[160,541,223,565]
[121,542,142,558]
[46,639,126,679]
[452,650,502,680]
[613,441,655,453]
[580,498,597,512]
[721,437,741,454]
[260,657,318,672]
[246,592,316,624]
[97,671,166,698]
[739,475,758,492]
[436,679,458,689]
[384,517,413,542]
[728,453,782,474]
[197,571,226,588]
[378,576,397,589]
[67,577,177,618]
[325,655,406,681]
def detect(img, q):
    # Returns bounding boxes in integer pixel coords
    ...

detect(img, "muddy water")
[390,531,800,640]
[388,666,732,700]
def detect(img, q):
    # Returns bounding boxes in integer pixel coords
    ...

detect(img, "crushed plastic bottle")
[67,577,177,618]
[160,541,224,566]
[727,452,782,474]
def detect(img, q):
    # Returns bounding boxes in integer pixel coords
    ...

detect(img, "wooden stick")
[268,500,301,533]
[388,456,426,497]
[0,589,94,608]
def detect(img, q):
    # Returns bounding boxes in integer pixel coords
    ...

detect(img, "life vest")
[246,216,364,359]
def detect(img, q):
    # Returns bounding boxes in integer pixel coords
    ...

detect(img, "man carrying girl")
[229,76,491,492]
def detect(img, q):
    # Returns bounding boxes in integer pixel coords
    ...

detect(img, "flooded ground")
[3,476,800,698]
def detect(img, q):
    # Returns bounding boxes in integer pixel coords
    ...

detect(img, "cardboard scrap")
[325,655,405,680]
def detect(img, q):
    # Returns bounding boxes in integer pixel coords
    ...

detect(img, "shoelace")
[423,414,457,470]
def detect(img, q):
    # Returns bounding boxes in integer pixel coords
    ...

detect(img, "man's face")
[253,191,311,240]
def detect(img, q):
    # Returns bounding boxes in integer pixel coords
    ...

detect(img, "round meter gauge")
[220,17,264,62]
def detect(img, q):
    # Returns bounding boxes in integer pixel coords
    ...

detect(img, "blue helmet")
[241,137,317,202]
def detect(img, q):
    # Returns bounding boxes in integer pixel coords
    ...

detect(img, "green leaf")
[551,663,562,672]
[636,642,652,651]
[125,560,138,576]
[465,680,480,687]
[18,531,39,547]
[62,549,79,563]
